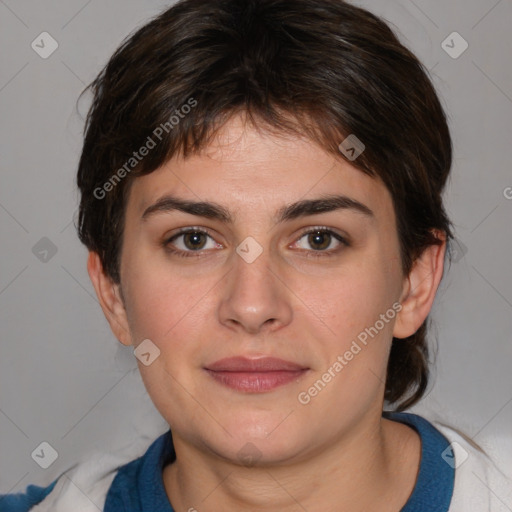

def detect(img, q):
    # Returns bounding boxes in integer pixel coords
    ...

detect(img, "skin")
[88,113,446,511]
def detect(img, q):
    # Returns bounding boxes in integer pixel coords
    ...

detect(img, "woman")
[3,0,511,510]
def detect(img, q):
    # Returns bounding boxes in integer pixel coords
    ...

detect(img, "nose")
[217,246,293,335]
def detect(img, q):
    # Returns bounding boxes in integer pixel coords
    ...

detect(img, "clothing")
[1,412,511,511]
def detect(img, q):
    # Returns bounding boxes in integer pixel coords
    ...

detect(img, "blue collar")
[104,412,454,511]
[383,411,455,511]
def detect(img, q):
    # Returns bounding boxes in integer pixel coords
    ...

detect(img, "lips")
[205,356,308,372]
[204,357,309,392]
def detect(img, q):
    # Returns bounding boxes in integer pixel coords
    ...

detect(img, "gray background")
[1,0,511,496]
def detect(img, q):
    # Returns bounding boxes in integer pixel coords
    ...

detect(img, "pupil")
[309,231,329,250]
[185,232,205,250]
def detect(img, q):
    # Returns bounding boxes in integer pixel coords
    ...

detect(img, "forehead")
[126,115,394,225]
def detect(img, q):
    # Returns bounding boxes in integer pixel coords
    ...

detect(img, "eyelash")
[162,226,349,259]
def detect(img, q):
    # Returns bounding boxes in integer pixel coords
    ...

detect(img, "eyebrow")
[141,193,374,224]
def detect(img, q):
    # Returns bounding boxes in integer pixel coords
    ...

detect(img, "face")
[109,114,410,464]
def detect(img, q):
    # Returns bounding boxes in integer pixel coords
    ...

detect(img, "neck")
[162,413,421,512]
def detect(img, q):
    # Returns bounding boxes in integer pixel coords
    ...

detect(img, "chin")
[212,417,306,464]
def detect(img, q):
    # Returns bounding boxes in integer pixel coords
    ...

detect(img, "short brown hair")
[77,0,453,411]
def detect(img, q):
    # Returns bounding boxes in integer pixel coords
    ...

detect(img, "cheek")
[122,255,209,344]
[313,262,399,340]
[296,270,398,415]
[125,268,209,405]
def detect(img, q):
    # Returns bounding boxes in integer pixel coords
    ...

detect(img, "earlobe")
[393,234,446,339]
[87,251,132,346]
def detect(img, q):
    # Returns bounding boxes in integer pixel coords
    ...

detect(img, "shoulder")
[0,481,57,512]
[0,434,157,512]
[385,411,512,511]
[432,421,512,512]
[1,451,122,512]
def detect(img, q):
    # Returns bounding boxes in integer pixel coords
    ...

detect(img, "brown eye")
[163,228,220,258]
[294,228,347,255]
[307,231,332,251]
[182,231,208,250]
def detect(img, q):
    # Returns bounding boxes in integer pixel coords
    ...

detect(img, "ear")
[87,251,132,346]
[393,232,446,339]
